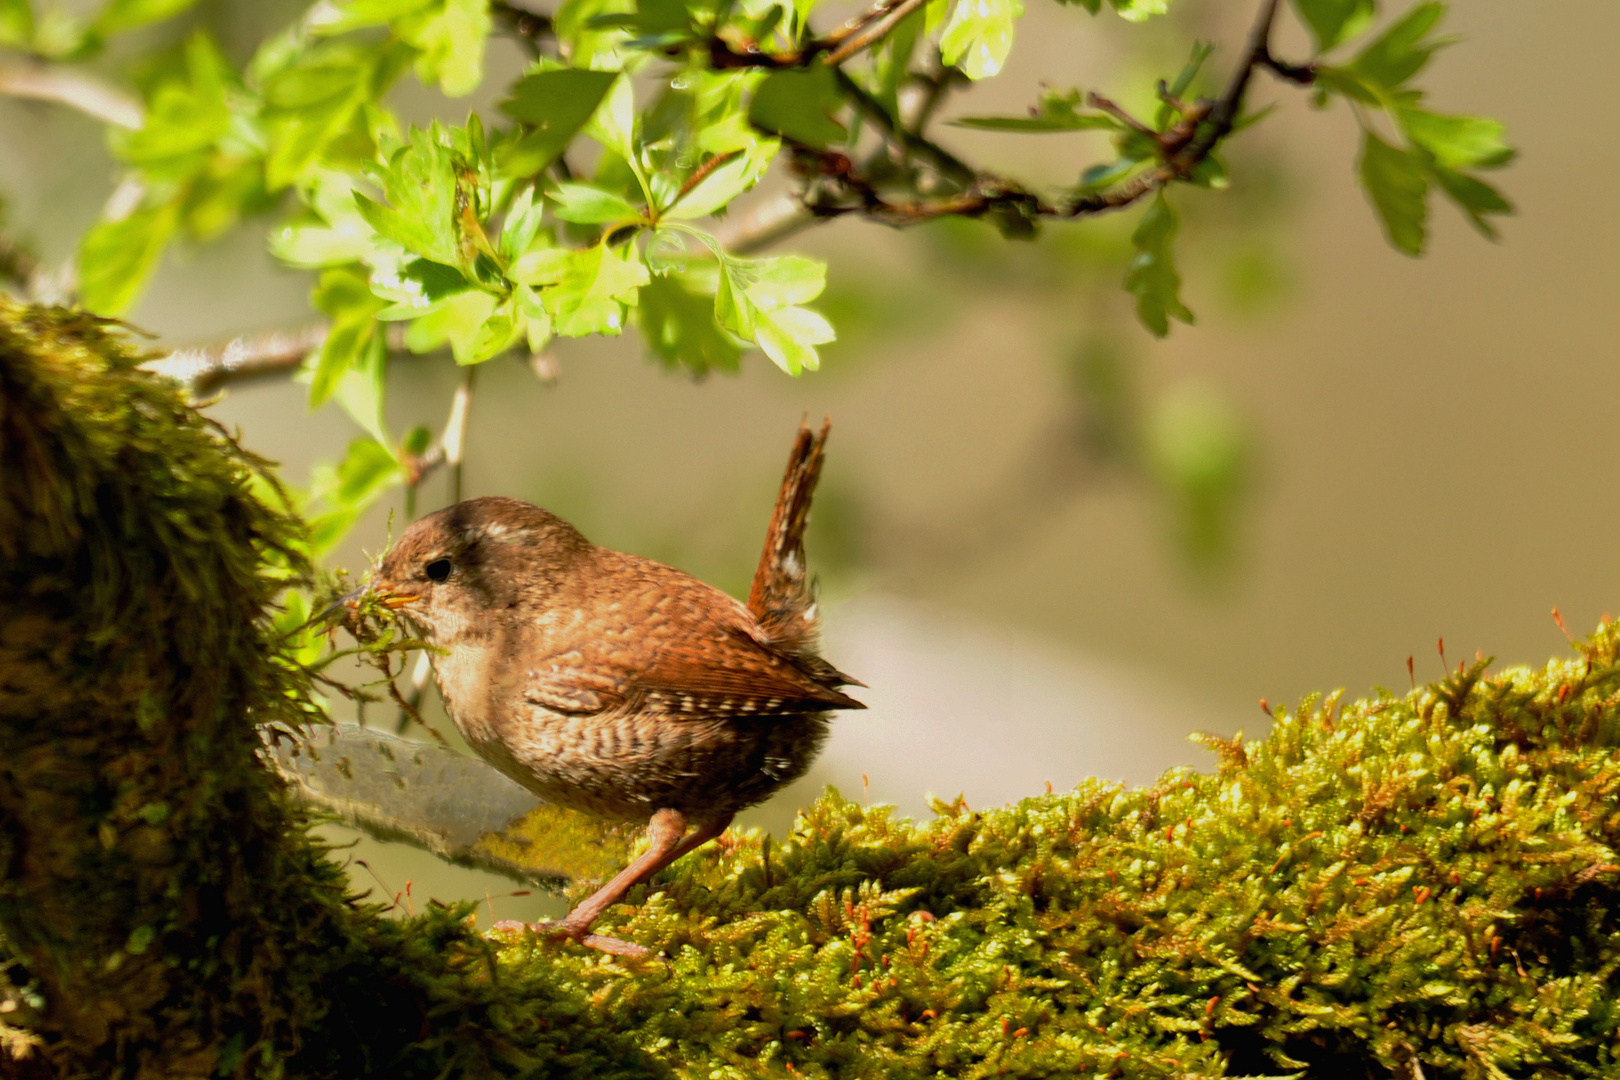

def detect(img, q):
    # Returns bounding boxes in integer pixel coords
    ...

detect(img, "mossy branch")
[4,300,1620,1078]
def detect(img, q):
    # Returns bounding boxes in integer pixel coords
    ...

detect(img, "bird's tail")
[747,419,832,663]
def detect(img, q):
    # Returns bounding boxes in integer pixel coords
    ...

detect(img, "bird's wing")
[626,625,864,718]
[520,625,862,719]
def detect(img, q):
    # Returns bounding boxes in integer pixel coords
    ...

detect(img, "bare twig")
[822,0,928,65]
[395,652,435,735]
[905,61,967,135]
[666,148,745,214]
[144,324,329,392]
[0,62,143,129]
[711,194,817,253]
[444,366,474,504]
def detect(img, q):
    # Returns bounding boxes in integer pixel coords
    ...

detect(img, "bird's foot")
[490,919,652,960]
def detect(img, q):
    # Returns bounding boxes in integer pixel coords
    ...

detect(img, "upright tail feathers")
[748,419,833,665]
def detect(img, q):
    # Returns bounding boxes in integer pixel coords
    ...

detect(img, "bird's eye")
[424,558,452,583]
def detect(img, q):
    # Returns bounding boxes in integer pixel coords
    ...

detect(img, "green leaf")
[1109,0,1168,20]
[371,256,472,319]
[271,171,378,268]
[637,272,741,374]
[309,265,387,408]
[497,68,619,177]
[871,6,923,123]
[1396,108,1513,171]
[663,144,776,221]
[1431,166,1510,240]
[114,34,232,183]
[263,47,383,189]
[683,232,834,374]
[1359,130,1427,255]
[355,125,460,266]
[748,67,846,149]
[499,185,545,262]
[1348,2,1448,91]
[402,0,491,97]
[510,242,649,337]
[334,328,391,442]
[465,299,522,364]
[1289,0,1373,52]
[550,182,642,224]
[0,0,33,48]
[1124,192,1193,337]
[308,437,403,555]
[1077,155,1139,192]
[954,87,1118,132]
[77,201,180,315]
[95,0,200,35]
[316,0,490,96]
[584,73,637,162]
[940,0,1024,80]
[402,288,498,361]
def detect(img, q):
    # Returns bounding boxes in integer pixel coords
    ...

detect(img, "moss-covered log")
[4,300,1620,1078]
[0,303,645,1078]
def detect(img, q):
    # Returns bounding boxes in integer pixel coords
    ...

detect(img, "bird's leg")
[497,809,733,959]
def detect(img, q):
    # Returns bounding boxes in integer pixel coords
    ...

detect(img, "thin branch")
[444,366,474,504]
[144,324,329,393]
[711,194,818,253]
[707,0,929,69]
[664,148,744,215]
[0,62,143,129]
[905,60,967,135]
[830,67,976,187]
[822,0,927,65]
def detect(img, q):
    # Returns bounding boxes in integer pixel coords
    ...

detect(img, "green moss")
[518,643,1620,1078]
[0,302,644,1079]
[4,298,1620,1078]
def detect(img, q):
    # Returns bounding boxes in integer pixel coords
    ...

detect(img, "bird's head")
[360,496,591,643]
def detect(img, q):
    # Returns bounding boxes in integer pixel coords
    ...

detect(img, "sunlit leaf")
[354,125,460,266]
[550,182,642,224]
[78,201,180,315]
[510,242,649,337]
[940,0,1023,80]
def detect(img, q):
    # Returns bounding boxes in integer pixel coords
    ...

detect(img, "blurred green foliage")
[0,0,1511,580]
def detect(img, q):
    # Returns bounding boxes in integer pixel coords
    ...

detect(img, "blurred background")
[4,0,1616,922]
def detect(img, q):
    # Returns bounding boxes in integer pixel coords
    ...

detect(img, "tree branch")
[143,324,329,393]
[0,62,143,129]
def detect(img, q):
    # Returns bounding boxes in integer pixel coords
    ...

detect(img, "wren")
[365,421,862,957]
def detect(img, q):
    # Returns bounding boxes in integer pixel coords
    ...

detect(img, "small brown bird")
[365,421,862,956]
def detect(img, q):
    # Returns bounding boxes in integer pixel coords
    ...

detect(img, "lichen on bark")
[4,299,1620,1079]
